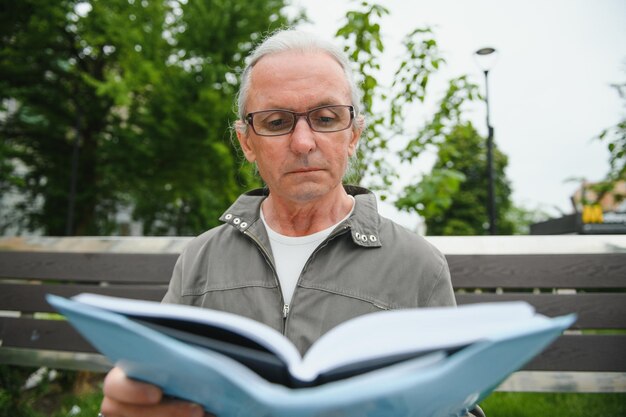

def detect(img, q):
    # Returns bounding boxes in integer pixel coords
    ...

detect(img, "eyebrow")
[255,100,347,112]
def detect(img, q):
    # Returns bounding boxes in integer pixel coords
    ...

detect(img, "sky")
[286,0,626,230]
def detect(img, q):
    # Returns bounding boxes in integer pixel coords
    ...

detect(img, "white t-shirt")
[260,197,355,305]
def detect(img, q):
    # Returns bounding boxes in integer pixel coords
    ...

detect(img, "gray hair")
[235,29,364,133]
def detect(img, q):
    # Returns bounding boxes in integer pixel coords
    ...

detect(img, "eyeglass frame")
[244,104,355,137]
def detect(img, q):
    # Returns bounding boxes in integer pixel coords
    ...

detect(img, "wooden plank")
[447,254,626,288]
[4,285,623,328]
[0,347,112,372]
[456,293,626,329]
[3,251,624,287]
[524,335,626,372]
[0,251,178,283]
[0,283,167,313]
[0,346,111,372]
[0,317,97,353]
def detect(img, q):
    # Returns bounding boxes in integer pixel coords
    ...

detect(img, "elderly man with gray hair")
[99,29,484,417]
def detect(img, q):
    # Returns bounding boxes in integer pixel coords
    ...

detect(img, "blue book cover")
[47,294,575,417]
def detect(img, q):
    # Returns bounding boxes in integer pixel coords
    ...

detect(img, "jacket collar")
[219,186,382,248]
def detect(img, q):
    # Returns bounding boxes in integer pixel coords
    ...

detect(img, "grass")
[2,366,625,416]
[480,392,626,417]
[9,390,626,417]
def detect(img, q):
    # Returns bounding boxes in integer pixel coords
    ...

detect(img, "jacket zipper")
[282,226,349,329]
[245,224,351,334]
[243,230,289,332]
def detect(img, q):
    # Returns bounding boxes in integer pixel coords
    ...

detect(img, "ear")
[347,115,364,157]
[235,120,256,163]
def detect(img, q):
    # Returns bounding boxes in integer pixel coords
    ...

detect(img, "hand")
[101,366,207,417]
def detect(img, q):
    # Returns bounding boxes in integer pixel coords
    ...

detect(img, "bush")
[0,366,103,417]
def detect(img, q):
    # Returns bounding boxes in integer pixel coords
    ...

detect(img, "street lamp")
[474,47,498,235]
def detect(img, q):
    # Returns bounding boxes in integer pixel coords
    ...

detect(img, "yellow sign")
[582,204,604,224]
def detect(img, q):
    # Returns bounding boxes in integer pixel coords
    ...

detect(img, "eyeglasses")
[245,105,355,137]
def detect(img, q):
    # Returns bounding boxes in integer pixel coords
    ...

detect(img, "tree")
[335,4,444,196]
[337,2,521,235]
[0,0,293,236]
[397,122,515,235]
[335,2,391,189]
[394,73,518,235]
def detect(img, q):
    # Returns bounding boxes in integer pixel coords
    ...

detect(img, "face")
[236,51,362,204]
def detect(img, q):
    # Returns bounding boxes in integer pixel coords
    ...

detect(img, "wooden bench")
[1,236,625,392]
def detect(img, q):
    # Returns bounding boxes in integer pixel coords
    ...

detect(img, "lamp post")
[474,47,498,235]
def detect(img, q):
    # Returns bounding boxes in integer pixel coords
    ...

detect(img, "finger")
[101,397,206,417]
[103,366,162,405]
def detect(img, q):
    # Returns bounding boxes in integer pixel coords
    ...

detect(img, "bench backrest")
[1,236,625,373]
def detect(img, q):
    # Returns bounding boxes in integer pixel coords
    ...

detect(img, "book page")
[72,293,303,369]
[294,302,541,381]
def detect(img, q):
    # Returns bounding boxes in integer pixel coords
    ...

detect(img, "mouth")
[288,167,323,174]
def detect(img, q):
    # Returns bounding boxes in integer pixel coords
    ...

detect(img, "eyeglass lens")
[250,105,352,136]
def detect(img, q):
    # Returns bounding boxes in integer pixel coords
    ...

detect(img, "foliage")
[0,0,293,236]
[590,78,626,205]
[0,366,103,417]
[335,2,390,188]
[398,76,480,162]
[504,204,550,235]
[335,3,444,196]
[597,80,626,182]
[337,2,523,235]
[398,122,516,235]
[395,168,466,222]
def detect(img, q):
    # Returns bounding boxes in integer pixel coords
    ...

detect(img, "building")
[530,180,626,235]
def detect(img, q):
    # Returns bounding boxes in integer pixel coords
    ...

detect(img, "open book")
[47,294,575,417]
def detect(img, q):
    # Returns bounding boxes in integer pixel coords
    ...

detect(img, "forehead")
[247,51,351,111]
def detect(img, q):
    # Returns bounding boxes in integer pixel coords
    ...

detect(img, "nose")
[289,116,316,154]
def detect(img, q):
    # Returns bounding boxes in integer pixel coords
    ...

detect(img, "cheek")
[326,144,351,172]
[253,145,282,176]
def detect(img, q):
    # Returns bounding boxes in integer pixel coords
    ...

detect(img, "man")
[100,29,466,417]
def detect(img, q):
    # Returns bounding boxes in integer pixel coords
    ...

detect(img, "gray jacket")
[163,186,456,355]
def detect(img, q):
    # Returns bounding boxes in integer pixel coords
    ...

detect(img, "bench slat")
[0,317,97,353]
[0,252,177,283]
[2,285,624,329]
[0,283,167,313]
[456,293,626,329]
[2,252,625,288]
[525,334,626,372]
[448,254,626,288]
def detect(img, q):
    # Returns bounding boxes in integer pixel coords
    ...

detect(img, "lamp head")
[476,47,496,56]
[474,47,498,72]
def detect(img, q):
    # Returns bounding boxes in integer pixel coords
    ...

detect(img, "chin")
[285,182,332,202]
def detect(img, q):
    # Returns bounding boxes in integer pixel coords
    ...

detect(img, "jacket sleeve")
[424,255,457,307]
[161,253,184,304]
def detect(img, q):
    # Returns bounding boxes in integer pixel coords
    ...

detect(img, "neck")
[262,187,354,237]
